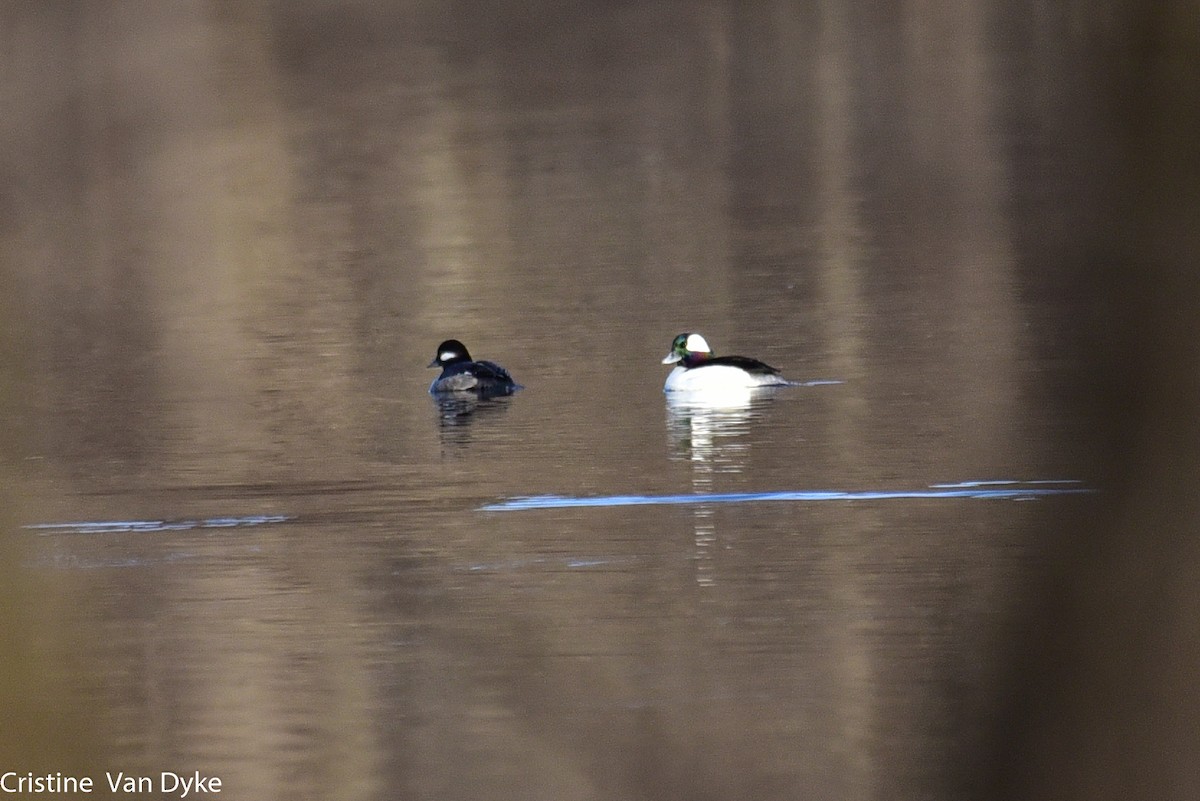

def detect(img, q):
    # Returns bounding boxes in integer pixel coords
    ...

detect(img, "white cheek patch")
[439,351,458,362]
[685,333,711,353]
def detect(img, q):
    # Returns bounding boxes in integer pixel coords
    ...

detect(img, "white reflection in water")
[665,388,768,472]
[666,388,775,586]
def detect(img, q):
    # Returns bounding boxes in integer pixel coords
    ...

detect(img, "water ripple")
[480,481,1095,512]
[24,514,293,535]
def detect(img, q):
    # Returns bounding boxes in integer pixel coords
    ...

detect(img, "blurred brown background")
[2,2,1198,799]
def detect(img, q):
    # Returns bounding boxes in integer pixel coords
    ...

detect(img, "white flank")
[663,364,788,392]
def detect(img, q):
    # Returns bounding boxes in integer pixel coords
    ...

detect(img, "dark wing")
[472,360,516,384]
[705,355,782,375]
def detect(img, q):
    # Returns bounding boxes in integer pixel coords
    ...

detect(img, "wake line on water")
[24,515,293,535]
[20,480,1094,529]
[479,480,1094,512]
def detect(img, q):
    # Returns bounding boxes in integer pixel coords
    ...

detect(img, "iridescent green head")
[662,333,712,364]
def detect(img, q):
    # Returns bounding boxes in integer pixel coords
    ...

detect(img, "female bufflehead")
[428,339,520,395]
[661,332,793,392]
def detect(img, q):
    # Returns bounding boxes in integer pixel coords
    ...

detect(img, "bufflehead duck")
[428,339,520,395]
[661,332,793,392]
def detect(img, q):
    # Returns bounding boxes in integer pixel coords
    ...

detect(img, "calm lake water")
[1,2,1161,800]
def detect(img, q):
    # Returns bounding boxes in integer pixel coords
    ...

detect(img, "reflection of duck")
[432,391,514,427]
[661,333,794,392]
[666,383,776,587]
[666,389,767,471]
[428,339,521,395]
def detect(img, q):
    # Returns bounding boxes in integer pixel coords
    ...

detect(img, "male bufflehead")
[661,332,793,392]
[428,339,520,395]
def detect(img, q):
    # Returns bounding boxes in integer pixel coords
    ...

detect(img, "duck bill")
[427,358,440,368]
[662,352,682,364]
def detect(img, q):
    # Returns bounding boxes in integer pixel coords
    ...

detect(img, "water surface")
[1,3,1117,799]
